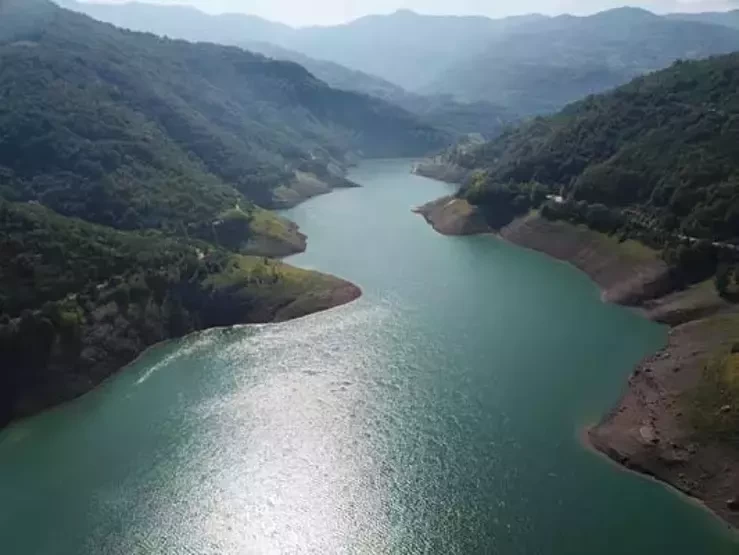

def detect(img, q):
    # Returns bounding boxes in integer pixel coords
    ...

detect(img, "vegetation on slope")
[689,334,739,442]
[239,41,517,138]
[61,0,515,138]
[0,0,401,425]
[0,200,357,424]
[427,7,739,115]
[438,53,739,293]
[454,54,739,238]
[60,2,739,120]
[0,0,447,232]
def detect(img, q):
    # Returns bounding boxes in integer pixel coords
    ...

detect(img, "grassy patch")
[688,344,739,442]
[705,313,739,336]
[205,255,336,298]
[248,207,300,245]
[218,206,251,223]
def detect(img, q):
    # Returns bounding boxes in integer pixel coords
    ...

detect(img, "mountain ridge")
[426,8,739,114]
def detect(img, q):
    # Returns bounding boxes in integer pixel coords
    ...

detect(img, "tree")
[716,264,731,297]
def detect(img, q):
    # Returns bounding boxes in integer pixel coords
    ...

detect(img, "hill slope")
[60,0,516,137]
[427,8,739,115]
[281,10,545,91]
[230,41,517,138]
[0,200,359,425]
[445,53,739,245]
[59,1,543,91]
[1,0,447,236]
[0,0,386,425]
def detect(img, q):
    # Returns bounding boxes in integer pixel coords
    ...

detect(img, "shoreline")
[413,195,739,530]
[2,261,362,431]
[0,288,362,436]
[578,425,738,538]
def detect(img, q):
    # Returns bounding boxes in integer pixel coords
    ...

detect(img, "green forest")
[0,0,448,231]
[445,53,739,290]
[0,0,447,424]
[0,199,353,423]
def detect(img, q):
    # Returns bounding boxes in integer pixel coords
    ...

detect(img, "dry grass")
[688,313,739,441]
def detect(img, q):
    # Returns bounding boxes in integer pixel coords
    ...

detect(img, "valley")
[1,0,739,550]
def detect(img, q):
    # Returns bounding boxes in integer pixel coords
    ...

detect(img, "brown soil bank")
[500,213,673,305]
[416,206,739,529]
[589,310,739,529]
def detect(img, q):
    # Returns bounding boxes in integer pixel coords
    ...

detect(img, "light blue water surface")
[0,159,735,554]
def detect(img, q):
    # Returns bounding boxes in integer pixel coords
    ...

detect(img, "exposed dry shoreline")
[415,199,739,529]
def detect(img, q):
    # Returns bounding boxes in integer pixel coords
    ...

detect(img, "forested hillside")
[446,53,739,251]
[65,1,739,121]
[0,0,447,230]
[60,0,515,137]
[238,41,517,138]
[0,0,433,425]
[0,199,358,424]
[427,8,739,114]
[59,1,545,91]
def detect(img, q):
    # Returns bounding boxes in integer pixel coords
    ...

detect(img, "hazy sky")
[87,0,739,26]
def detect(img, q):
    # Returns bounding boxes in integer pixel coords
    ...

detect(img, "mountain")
[0,197,359,424]
[59,1,543,91]
[666,10,739,31]
[445,52,739,248]
[425,7,739,115]
[281,10,546,91]
[55,0,293,43]
[1,0,447,236]
[59,1,516,137]
[1,0,457,423]
[59,0,410,100]
[237,41,515,137]
[62,1,739,122]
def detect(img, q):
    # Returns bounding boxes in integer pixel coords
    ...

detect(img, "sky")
[86,0,739,26]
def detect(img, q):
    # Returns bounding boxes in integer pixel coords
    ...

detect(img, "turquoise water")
[0,159,735,553]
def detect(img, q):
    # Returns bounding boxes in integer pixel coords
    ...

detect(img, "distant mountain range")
[58,1,541,90]
[59,1,739,119]
[427,7,739,114]
[666,9,739,30]
[57,0,518,137]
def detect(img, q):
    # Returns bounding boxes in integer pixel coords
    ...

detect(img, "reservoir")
[0,159,735,553]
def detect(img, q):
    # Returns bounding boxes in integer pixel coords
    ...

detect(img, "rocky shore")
[588,310,739,529]
[415,200,739,529]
